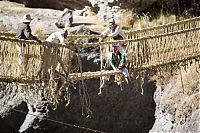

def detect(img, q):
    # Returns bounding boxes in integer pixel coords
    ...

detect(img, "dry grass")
[118,10,177,30]
[151,14,176,26]
[118,10,136,29]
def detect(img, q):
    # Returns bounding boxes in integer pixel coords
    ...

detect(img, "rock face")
[150,64,200,132]
[10,0,90,10]
[8,0,200,17]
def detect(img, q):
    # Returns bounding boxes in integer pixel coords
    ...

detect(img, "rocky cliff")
[9,0,89,10]
[8,0,200,16]
[150,64,200,132]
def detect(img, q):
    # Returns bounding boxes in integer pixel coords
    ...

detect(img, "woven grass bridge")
[0,17,200,84]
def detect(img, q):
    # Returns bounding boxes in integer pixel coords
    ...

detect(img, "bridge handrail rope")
[126,16,200,35]
[0,36,76,50]
[81,26,200,47]
[0,32,101,39]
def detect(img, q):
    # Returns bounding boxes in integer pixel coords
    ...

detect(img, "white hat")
[63,8,69,13]
[20,14,33,23]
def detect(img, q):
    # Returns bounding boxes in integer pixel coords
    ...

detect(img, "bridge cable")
[0,104,107,133]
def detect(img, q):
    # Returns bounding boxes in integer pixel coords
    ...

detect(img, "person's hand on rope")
[113,66,118,71]
[99,35,107,42]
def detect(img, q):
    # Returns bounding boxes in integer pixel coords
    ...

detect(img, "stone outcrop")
[150,64,200,132]
[8,0,200,17]
[10,0,90,10]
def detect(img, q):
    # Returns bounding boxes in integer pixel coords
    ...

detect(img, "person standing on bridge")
[40,28,69,83]
[44,27,69,74]
[16,14,41,43]
[16,14,41,77]
[99,18,127,52]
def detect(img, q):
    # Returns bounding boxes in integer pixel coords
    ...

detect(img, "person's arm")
[119,54,126,69]
[56,32,65,43]
[108,53,117,70]
[24,25,41,43]
[108,25,120,37]
[101,28,110,36]
[99,28,110,42]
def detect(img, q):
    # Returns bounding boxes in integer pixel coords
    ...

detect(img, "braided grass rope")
[126,16,200,36]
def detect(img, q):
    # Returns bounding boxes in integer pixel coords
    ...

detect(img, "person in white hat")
[16,14,41,77]
[16,14,41,43]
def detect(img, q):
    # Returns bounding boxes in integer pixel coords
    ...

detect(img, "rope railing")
[0,36,74,82]
[126,16,200,36]
[0,32,101,39]
[80,26,200,47]
[0,16,199,82]
[0,36,76,49]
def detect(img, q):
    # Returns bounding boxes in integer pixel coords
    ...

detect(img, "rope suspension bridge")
[0,17,199,82]
[0,16,200,111]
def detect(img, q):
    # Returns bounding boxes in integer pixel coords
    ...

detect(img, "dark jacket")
[109,51,126,69]
[16,22,40,42]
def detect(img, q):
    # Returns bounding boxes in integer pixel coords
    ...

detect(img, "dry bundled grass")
[151,14,176,26]
[118,10,137,29]
[119,10,177,30]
